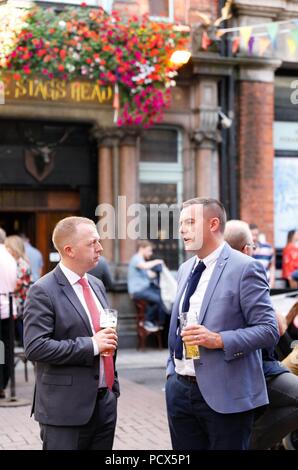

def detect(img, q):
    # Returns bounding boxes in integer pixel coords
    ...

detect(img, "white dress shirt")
[175,242,226,377]
[59,262,106,356]
[59,262,108,387]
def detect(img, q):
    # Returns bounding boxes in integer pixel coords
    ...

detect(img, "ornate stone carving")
[190,105,221,149]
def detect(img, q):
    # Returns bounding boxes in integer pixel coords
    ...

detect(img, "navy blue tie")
[174,261,206,360]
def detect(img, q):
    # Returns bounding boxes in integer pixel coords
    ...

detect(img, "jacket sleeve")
[220,260,280,361]
[23,283,94,366]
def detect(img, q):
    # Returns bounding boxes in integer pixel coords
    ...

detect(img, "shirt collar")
[59,262,88,286]
[195,241,226,269]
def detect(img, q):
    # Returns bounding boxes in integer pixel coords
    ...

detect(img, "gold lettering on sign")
[14,81,27,98]
[5,76,112,105]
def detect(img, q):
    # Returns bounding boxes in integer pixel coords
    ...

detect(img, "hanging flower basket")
[0,4,189,127]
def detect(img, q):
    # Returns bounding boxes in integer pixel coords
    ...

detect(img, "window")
[140,128,178,163]
[274,76,298,250]
[36,1,113,13]
[139,126,183,270]
[149,0,174,22]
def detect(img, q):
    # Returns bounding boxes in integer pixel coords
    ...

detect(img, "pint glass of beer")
[179,311,200,359]
[100,309,118,356]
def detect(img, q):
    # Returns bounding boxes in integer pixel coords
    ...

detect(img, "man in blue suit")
[166,198,279,450]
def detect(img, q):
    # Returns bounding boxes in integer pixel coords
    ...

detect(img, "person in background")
[88,256,114,291]
[5,235,32,346]
[282,230,298,288]
[249,223,275,288]
[282,302,298,376]
[0,228,17,399]
[224,219,298,450]
[20,234,44,282]
[166,199,279,450]
[127,240,167,331]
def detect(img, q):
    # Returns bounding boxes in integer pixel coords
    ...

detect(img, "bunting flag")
[248,36,255,55]
[258,37,271,56]
[113,82,120,124]
[287,37,296,57]
[232,36,240,54]
[240,26,252,48]
[0,80,5,105]
[291,28,298,45]
[201,31,212,50]
[266,23,279,47]
[213,17,298,59]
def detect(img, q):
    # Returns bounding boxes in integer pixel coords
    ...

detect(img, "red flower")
[57,64,65,72]
[13,73,21,81]
[59,50,67,60]
[23,65,31,74]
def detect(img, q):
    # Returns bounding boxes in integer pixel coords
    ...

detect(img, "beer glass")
[100,308,118,356]
[179,311,200,359]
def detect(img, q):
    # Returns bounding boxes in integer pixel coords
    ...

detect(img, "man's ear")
[242,245,249,255]
[64,244,74,258]
[210,217,220,232]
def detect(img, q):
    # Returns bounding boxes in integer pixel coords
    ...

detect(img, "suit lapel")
[198,245,230,325]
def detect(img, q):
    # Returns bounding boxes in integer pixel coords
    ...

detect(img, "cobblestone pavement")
[0,349,171,450]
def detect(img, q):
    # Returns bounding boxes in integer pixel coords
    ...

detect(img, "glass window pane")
[149,0,169,17]
[140,128,178,163]
[140,182,179,270]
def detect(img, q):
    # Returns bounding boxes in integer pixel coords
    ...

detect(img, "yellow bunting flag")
[258,37,271,56]
[287,37,296,57]
[240,26,252,48]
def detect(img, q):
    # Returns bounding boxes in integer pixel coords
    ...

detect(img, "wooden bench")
[134,300,162,351]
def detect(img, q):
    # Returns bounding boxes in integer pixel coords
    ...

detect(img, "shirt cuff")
[92,337,99,356]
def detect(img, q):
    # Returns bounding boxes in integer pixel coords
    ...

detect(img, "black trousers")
[166,373,254,450]
[40,388,117,450]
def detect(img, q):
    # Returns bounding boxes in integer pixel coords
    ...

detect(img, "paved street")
[0,349,171,450]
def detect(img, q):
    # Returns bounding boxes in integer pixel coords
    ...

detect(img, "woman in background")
[282,230,298,288]
[4,235,32,346]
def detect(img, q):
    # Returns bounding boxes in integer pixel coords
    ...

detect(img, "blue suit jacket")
[167,243,279,414]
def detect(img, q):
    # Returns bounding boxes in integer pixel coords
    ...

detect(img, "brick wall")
[238,81,275,244]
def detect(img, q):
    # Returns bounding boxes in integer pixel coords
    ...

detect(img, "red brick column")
[119,132,139,264]
[238,81,274,244]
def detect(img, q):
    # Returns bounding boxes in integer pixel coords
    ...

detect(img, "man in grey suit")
[23,216,119,450]
[166,198,279,450]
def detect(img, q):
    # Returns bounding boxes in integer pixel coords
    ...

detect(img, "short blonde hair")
[52,216,96,254]
[5,235,26,260]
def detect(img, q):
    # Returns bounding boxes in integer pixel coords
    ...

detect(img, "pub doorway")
[0,190,80,275]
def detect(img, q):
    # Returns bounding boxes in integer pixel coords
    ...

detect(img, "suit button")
[94,374,99,380]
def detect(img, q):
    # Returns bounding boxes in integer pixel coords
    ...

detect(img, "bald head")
[224,220,253,253]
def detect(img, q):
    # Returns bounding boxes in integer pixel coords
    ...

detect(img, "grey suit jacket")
[167,243,279,414]
[23,265,119,426]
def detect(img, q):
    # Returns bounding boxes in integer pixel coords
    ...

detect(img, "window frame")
[148,0,174,23]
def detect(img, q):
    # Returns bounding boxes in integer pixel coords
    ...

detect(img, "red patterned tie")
[78,278,114,390]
